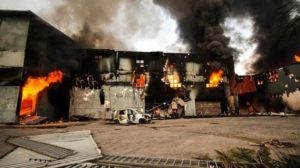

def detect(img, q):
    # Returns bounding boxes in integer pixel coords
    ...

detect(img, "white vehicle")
[112,108,152,125]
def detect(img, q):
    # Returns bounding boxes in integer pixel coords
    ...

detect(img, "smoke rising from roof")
[154,0,300,74]
[1,0,299,74]
[48,0,186,52]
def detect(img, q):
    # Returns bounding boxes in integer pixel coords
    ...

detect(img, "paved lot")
[1,116,300,159]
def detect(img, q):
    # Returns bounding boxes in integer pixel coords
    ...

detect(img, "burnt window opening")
[136,59,144,68]
[266,70,279,83]
[132,71,146,88]
[162,59,182,89]
[74,73,100,89]
[94,55,102,62]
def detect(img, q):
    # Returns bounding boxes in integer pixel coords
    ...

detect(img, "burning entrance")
[206,69,224,88]
[20,70,63,117]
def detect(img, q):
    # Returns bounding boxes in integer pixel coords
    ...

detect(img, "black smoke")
[154,0,299,73]
[154,0,232,59]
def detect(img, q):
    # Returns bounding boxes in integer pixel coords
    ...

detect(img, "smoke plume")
[49,0,125,49]
[154,0,233,59]
[154,0,300,73]
[47,0,185,52]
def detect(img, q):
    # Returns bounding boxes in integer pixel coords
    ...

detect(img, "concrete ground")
[1,116,300,159]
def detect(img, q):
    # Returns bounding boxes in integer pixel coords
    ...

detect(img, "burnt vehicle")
[112,108,152,125]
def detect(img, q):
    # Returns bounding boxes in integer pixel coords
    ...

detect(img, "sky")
[0,0,256,75]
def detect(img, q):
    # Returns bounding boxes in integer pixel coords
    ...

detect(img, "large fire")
[20,70,63,116]
[206,69,224,88]
[295,54,300,62]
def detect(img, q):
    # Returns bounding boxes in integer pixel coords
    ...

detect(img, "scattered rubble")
[19,116,48,125]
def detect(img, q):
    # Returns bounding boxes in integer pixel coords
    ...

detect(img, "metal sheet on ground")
[0,130,102,168]
[6,137,75,159]
[95,154,220,168]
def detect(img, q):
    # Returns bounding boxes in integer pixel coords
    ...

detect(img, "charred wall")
[73,49,234,117]
[262,63,300,112]
[236,63,300,114]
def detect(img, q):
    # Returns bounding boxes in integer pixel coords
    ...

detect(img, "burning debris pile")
[20,70,63,123]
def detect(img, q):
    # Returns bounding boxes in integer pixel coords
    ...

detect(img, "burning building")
[233,60,300,115]
[69,49,235,119]
[255,62,300,113]
[0,10,239,123]
[0,10,78,123]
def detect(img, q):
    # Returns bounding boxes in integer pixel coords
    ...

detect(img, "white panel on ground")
[0,130,101,168]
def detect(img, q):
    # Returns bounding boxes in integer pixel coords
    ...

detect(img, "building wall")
[0,16,29,67]
[266,63,300,111]
[0,13,29,123]
[103,85,145,112]
[69,87,104,119]
[246,63,300,113]
[69,85,145,119]
[0,86,20,123]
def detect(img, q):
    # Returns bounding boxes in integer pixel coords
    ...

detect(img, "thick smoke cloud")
[49,0,125,49]
[154,0,299,73]
[227,0,298,72]
[154,0,233,59]
[48,0,176,51]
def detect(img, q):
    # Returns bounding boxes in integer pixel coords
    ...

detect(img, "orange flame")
[206,69,224,88]
[295,54,300,62]
[20,70,63,116]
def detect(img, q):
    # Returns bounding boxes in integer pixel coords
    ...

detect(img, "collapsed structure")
[0,10,299,123]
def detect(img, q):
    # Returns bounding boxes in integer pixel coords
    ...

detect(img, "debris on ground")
[0,122,88,129]
[263,139,298,148]
[19,116,48,125]
[270,112,297,117]
[250,139,298,148]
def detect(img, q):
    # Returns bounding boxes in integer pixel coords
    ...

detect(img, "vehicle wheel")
[114,119,120,125]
